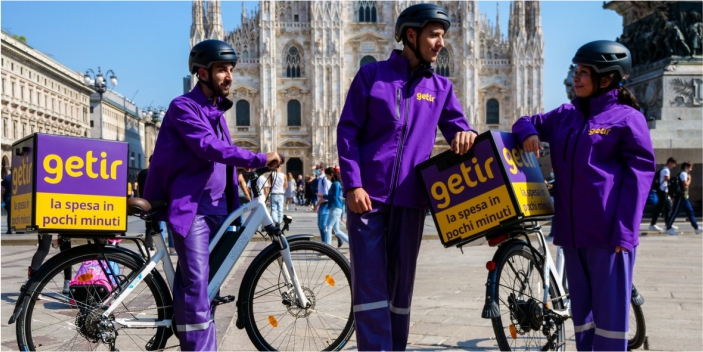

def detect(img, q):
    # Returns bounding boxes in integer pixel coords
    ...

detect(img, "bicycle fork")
[273,235,310,309]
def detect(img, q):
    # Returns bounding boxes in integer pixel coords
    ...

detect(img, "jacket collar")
[388,50,434,79]
[189,84,234,112]
[572,89,619,117]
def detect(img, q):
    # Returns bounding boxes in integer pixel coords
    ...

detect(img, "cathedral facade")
[190,0,544,177]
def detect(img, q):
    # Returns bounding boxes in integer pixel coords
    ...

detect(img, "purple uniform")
[513,89,655,350]
[338,50,471,350]
[144,84,267,351]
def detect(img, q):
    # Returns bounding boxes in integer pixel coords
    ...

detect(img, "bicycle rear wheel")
[15,244,173,351]
[628,302,646,349]
[240,240,354,351]
[491,242,565,351]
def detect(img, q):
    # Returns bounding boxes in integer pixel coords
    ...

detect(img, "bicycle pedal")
[212,295,235,306]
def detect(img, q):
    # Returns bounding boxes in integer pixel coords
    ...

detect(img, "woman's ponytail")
[617,85,640,111]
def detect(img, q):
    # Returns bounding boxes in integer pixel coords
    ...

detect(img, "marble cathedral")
[190,0,544,176]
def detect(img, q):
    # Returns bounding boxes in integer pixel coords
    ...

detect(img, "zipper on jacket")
[396,89,401,120]
[563,128,573,163]
[389,74,415,205]
[568,119,589,247]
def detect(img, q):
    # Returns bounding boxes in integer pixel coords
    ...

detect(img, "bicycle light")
[486,261,496,271]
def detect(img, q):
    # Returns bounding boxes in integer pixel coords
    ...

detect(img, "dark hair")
[324,167,342,184]
[681,162,691,170]
[667,157,677,164]
[587,68,640,111]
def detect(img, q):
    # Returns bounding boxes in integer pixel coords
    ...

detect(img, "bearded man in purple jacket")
[143,40,280,351]
[337,4,477,350]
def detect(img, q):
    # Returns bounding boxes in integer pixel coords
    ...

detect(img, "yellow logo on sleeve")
[416,92,435,103]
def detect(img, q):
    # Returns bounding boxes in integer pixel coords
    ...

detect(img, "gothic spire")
[190,0,206,48]
[206,0,224,40]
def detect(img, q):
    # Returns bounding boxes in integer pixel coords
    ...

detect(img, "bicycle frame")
[532,229,570,317]
[108,198,310,328]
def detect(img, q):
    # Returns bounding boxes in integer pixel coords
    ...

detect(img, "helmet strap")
[197,67,218,101]
[407,27,431,70]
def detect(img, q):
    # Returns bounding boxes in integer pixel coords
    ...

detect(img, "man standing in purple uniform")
[143,39,280,351]
[337,4,477,350]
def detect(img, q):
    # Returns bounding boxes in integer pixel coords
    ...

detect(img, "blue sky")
[1,1,623,112]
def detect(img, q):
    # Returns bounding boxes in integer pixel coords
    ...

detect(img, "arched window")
[358,1,377,22]
[236,100,250,126]
[486,99,500,125]
[287,100,301,126]
[436,48,450,77]
[360,55,376,67]
[285,47,301,78]
[487,52,492,59]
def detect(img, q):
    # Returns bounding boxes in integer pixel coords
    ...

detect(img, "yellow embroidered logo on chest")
[588,128,611,136]
[416,93,436,103]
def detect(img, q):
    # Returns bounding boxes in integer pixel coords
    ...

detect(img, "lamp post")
[141,106,166,123]
[84,67,118,139]
[141,106,166,168]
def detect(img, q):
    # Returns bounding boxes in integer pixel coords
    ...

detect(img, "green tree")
[12,34,27,44]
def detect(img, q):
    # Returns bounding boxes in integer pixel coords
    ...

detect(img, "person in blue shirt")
[317,167,348,248]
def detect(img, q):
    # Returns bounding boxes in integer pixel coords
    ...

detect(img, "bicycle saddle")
[127,197,167,215]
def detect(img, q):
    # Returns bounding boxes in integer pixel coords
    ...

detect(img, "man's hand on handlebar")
[266,152,283,168]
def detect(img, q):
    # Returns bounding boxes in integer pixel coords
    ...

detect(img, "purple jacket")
[144,85,267,236]
[337,50,472,209]
[513,89,655,251]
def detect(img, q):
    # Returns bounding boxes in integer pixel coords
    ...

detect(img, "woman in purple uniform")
[513,40,656,351]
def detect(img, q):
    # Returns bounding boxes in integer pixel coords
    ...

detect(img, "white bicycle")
[11,168,355,351]
[479,222,646,350]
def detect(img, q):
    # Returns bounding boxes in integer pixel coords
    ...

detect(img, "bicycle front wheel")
[15,244,173,351]
[241,240,354,351]
[491,242,565,351]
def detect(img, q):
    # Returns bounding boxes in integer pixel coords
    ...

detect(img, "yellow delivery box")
[416,131,554,247]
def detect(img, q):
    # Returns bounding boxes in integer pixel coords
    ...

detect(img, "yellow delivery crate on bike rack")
[9,133,129,234]
[416,131,553,248]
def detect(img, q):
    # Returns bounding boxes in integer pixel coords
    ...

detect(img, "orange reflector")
[488,235,508,247]
[268,316,278,328]
[545,302,551,309]
[509,324,518,339]
[486,261,496,271]
[77,273,94,282]
[325,275,335,286]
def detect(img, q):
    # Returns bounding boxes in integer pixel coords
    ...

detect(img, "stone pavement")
[1,207,702,350]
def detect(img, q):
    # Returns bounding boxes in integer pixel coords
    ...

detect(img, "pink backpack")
[69,260,120,305]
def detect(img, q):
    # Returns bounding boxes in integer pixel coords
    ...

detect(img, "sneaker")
[695,228,702,235]
[62,280,71,295]
[649,225,663,232]
[665,228,679,236]
[337,237,343,248]
[671,225,679,230]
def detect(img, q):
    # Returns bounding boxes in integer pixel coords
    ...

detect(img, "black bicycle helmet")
[572,40,632,79]
[188,39,238,74]
[395,3,451,43]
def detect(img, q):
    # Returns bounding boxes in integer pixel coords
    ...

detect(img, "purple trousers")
[172,214,223,351]
[563,246,636,351]
[347,201,425,351]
